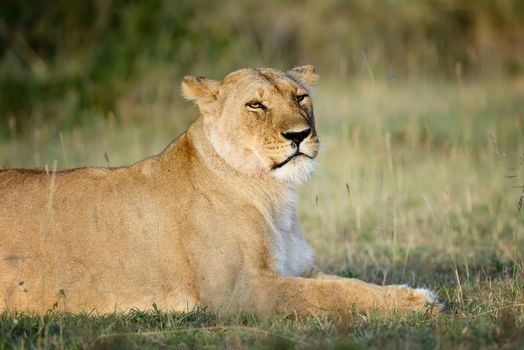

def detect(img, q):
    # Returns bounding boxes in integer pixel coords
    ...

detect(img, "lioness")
[0,66,443,315]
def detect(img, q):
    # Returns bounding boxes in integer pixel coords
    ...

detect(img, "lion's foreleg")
[230,272,442,316]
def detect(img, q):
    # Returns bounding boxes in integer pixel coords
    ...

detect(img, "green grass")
[1,300,523,349]
[1,77,523,349]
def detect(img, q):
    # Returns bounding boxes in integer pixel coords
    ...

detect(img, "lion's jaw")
[184,66,320,185]
[270,153,317,184]
[204,120,317,184]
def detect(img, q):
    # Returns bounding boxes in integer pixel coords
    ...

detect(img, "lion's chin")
[271,156,316,184]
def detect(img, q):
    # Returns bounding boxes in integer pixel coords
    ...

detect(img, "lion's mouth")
[271,152,313,170]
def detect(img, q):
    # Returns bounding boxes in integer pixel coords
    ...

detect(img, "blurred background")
[1,0,523,138]
[0,0,523,283]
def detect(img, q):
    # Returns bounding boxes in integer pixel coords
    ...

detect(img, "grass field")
[1,77,523,349]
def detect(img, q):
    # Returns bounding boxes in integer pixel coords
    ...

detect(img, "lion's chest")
[269,197,315,277]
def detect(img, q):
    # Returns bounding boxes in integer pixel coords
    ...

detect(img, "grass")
[1,76,523,348]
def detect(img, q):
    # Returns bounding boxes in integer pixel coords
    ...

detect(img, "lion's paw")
[389,285,447,314]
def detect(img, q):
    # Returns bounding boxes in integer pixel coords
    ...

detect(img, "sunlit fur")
[184,67,321,183]
[0,66,444,315]
[272,156,316,184]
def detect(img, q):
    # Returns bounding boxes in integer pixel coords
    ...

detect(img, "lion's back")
[0,163,170,312]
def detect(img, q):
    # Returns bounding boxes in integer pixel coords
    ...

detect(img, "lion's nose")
[282,128,311,146]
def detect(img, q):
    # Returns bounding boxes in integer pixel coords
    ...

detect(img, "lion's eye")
[246,101,265,110]
[296,94,308,103]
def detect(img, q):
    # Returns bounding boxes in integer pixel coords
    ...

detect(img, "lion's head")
[182,65,319,184]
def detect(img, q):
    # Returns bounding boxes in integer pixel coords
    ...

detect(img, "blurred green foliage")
[1,0,523,134]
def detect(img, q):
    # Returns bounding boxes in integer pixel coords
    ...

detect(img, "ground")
[1,78,523,349]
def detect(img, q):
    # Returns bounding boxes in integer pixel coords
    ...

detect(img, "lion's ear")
[181,76,220,114]
[287,65,318,90]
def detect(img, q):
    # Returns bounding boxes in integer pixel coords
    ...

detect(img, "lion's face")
[182,66,319,184]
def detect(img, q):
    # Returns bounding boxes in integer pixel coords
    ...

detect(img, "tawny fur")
[0,66,443,315]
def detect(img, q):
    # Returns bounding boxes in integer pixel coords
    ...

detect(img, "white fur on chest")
[269,190,315,276]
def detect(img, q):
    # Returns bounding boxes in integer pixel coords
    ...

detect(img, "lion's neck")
[186,117,290,205]
[162,116,313,276]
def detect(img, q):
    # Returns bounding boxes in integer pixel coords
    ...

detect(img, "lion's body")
[0,66,442,315]
[0,119,313,313]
